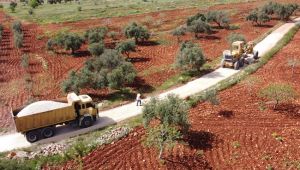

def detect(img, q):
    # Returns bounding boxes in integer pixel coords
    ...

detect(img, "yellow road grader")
[221,41,259,70]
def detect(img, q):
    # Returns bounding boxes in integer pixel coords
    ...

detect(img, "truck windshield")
[86,103,94,108]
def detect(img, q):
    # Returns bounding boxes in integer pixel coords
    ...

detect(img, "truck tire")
[234,61,239,70]
[41,127,55,138]
[80,116,93,128]
[26,130,39,143]
[221,59,225,68]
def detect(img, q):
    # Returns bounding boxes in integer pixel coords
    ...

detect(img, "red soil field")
[0,0,298,132]
[57,24,300,170]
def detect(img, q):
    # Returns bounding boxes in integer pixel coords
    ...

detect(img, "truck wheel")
[221,59,225,68]
[41,127,55,138]
[80,116,93,128]
[234,61,240,70]
[26,131,39,143]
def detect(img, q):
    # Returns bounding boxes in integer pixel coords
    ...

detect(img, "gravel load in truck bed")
[17,101,70,117]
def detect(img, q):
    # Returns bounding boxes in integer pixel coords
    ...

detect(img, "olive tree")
[259,83,297,109]
[187,19,211,38]
[124,22,150,43]
[171,26,186,43]
[62,49,137,92]
[206,11,230,29]
[275,3,299,21]
[84,27,108,44]
[246,9,270,26]
[88,41,105,56]
[186,13,206,26]
[143,94,190,159]
[261,1,280,15]
[115,40,136,58]
[61,71,80,94]
[47,32,84,54]
[226,33,246,45]
[176,41,206,71]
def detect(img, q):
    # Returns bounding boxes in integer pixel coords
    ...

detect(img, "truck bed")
[13,101,76,133]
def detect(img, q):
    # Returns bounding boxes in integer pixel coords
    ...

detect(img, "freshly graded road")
[0,18,299,153]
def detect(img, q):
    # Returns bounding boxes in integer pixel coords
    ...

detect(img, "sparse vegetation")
[21,54,30,68]
[259,83,297,109]
[287,58,300,77]
[171,26,186,43]
[12,21,23,49]
[142,94,190,159]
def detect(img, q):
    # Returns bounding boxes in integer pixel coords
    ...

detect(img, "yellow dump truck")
[12,93,98,143]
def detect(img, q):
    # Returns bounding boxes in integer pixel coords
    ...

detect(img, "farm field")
[0,1,290,132]
[3,0,253,24]
[0,2,300,131]
[58,23,300,170]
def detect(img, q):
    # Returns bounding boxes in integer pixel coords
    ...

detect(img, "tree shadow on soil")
[185,130,218,151]
[218,110,234,118]
[253,24,274,28]
[138,41,160,46]
[87,89,136,104]
[128,57,150,63]
[130,77,155,94]
[275,103,300,118]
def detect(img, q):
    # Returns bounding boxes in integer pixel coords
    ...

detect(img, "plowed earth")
[0,0,298,132]
[55,20,300,170]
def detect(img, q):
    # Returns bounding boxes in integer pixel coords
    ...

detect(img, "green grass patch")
[3,0,254,24]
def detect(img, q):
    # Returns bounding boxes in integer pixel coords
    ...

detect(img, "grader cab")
[221,41,259,70]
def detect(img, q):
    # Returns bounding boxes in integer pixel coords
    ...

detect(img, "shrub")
[84,27,108,44]
[188,19,211,38]
[9,1,17,12]
[246,9,270,26]
[206,11,230,28]
[0,4,3,8]
[143,94,190,159]
[62,49,137,92]
[259,83,297,109]
[88,41,105,56]
[29,0,39,8]
[171,26,186,43]
[77,6,82,11]
[115,40,136,58]
[186,13,206,26]
[108,31,118,40]
[226,33,246,44]
[124,22,150,43]
[176,41,206,71]
[0,24,3,43]
[28,8,34,15]
[21,54,29,68]
[12,21,22,33]
[14,32,23,48]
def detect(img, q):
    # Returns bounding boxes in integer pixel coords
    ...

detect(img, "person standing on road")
[136,93,142,106]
